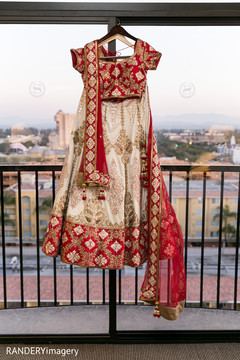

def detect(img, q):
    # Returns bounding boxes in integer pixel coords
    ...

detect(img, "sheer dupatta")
[139,109,186,320]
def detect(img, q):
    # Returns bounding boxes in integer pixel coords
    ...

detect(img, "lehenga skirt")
[42,85,186,320]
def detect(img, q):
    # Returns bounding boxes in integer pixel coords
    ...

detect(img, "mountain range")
[0,113,239,130]
[153,113,240,130]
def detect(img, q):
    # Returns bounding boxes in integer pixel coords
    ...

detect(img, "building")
[54,110,75,150]
[168,176,238,245]
[2,174,56,244]
[233,146,240,164]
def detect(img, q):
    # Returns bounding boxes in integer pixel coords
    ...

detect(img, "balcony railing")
[0,164,240,342]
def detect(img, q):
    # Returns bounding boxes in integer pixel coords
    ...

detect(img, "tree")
[221,224,236,245]
[39,196,52,216]
[39,129,54,146]
[0,191,16,228]
[0,142,10,154]
[1,191,16,205]
[213,204,237,247]
[37,196,52,241]
[0,212,15,227]
[23,140,34,148]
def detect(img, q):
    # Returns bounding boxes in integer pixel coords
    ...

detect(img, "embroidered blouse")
[70,39,162,100]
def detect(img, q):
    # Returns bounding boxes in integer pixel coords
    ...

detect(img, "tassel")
[82,183,87,200]
[141,140,148,187]
[153,301,161,318]
[98,188,105,200]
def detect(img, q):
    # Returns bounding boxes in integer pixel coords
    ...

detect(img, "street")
[0,246,239,277]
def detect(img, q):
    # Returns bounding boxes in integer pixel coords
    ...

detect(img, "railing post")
[35,170,41,307]
[184,170,190,307]
[108,17,117,340]
[52,170,57,306]
[0,171,7,308]
[234,172,240,309]
[17,171,24,308]
[217,172,224,308]
[200,172,207,307]
[109,269,117,339]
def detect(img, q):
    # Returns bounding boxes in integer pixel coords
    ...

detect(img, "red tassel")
[98,188,105,200]
[140,142,148,189]
[82,183,87,200]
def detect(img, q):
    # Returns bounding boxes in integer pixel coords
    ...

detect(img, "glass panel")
[0,24,109,335]
[116,25,240,331]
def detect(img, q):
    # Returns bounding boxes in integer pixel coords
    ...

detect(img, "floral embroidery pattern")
[106,159,124,216]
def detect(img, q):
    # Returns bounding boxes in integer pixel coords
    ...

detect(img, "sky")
[0,1,240,129]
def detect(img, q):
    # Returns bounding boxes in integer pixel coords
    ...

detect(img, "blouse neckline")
[98,38,140,64]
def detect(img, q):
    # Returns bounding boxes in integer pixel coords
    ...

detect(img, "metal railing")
[0,164,239,312]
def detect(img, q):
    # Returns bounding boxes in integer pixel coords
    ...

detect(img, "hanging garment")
[42,38,186,320]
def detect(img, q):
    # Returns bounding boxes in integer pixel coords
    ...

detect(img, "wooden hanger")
[98,24,137,60]
[99,33,134,49]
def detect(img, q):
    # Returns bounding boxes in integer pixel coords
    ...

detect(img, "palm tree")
[38,196,52,241]
[0,212,15,227]
[0,191,16,231]
[221,223,236,245]
[213,204,237,247]
[39,196,52,216]
[0,190,16,206]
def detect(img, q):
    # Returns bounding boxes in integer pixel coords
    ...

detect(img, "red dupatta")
[77,40,109,188]
[139,107,186,320]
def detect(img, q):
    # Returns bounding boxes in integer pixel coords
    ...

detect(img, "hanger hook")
[116,18,121,26]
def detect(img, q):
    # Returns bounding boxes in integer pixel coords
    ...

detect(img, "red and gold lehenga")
[42,38,186,320]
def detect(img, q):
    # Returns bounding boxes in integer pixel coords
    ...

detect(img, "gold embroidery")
[85,238,96,250]
[132,253,141,265]
[95,254,108,267]
[55,149,70,196]
[67,250,80,263]
[84,199,106,226]
[133,106,145,150]
[99,229,108,240]
[106,159,124,216]
[88,100,95,112]
[111,240,123,253]
[135,70,145,81]
[89,76,96,87]
[125,190,139,227]
[87,51,95,62]
[52,190,68,217]
[88,88,96,99]
[72,122,85,157]
[113,104,133,165]
[131,156,141,205]
[88,63,95,75]
[74,225,84,235]
[100,105,111,155]
[164,244,175,257]
[112,88,122,97]
[112,67,121,78]
[45,241,55,253]
[69,171,83,209]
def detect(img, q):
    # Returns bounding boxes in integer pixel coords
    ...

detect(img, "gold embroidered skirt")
[42,85,151,269]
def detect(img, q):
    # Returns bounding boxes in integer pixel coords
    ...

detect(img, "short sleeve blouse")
[70,39,162,100]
